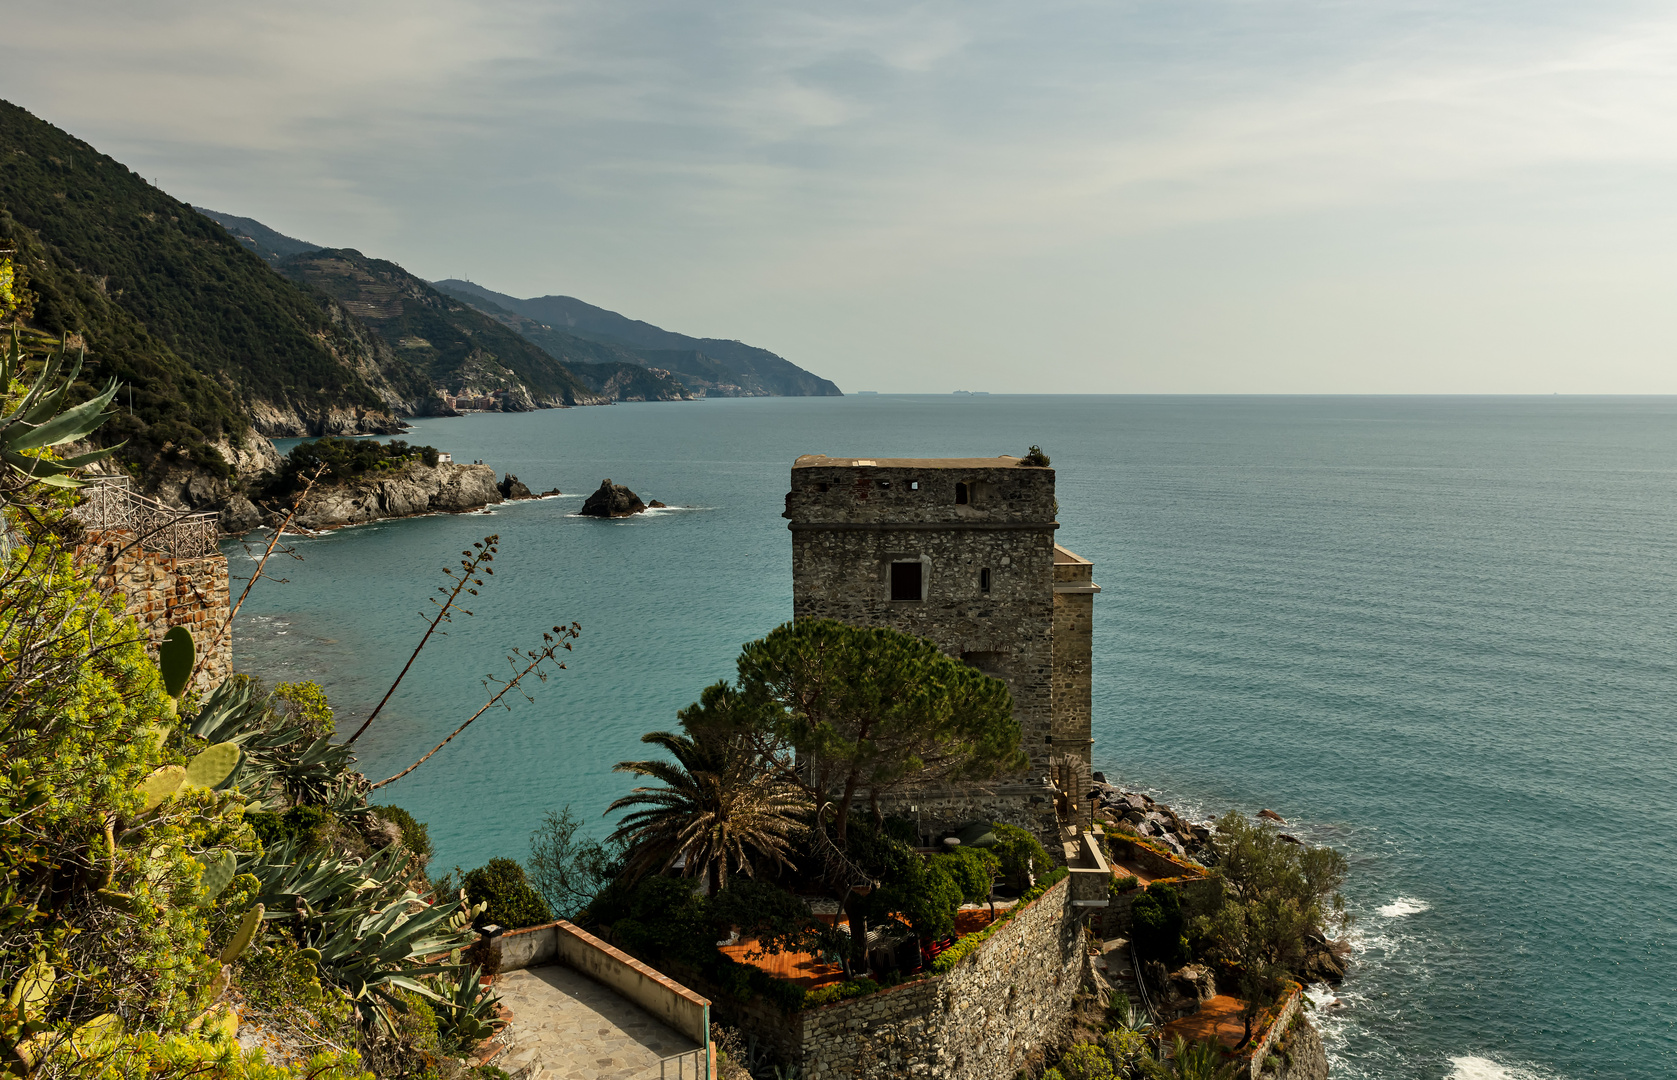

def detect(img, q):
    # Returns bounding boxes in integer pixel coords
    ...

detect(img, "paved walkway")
[1161,993,1249,1052]
[494,965,704,1080]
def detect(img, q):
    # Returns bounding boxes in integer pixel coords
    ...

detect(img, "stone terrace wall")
[83,534,231,692]
[707,876,1084,1080]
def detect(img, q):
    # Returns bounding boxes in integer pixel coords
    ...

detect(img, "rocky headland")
[224,460,507,533]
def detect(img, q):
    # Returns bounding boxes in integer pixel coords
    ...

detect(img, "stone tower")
[784,454,1099,839]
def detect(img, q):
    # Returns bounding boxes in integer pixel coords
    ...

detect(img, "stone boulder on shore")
[580,479,647,518]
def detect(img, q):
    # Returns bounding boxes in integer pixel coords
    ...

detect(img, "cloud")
[5,0,1677,390]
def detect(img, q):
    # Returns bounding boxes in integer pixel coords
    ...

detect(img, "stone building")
[784,454,1099,840]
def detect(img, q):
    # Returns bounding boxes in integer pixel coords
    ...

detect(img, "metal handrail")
[658,1046,710,1080]
[1130,940,1162,1029]
[73,476,219,559]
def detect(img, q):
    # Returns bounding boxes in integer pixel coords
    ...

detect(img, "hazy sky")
[8,1,1677,392]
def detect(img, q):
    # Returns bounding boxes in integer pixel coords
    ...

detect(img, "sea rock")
[1300,934,1349,984]
[498,473,535,500]
[580,479,648,518]
[648,500,668,509]
[1259,808,1287,823]
[220,495,263,535]
[539,488,562,497]
[286,461,503,530]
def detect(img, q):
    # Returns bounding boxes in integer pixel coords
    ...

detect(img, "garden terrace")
[719,905,1012,992]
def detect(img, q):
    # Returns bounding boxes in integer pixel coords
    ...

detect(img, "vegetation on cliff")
[0,354,580,1075]
[433,279,843,397]
[0,100,436,469]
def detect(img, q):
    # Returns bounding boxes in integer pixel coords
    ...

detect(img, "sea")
[232,395,1677,1080]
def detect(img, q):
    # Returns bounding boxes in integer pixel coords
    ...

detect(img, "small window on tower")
[890,561,923,602]
[980,568,992,593]
[816,483,829,493]
[955,482,969,505]
[910,480,920,491]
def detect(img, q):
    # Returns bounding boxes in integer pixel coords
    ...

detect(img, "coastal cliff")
[269,460,504,531]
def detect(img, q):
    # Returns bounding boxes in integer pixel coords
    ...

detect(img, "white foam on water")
[1445,1055,1558,1080]
[1378,896,1431,918]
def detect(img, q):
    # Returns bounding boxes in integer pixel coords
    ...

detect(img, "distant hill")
[433,279,841,397]
[0,99,436,507]
[276,249,691,406]
[195,208,322,263]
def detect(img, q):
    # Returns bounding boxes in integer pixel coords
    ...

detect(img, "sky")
[7,0,1677,393]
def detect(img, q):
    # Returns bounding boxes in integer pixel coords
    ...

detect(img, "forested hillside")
[0,99,439,498]
[276,249,692,406]
[433,278,841,397]
[196,207,322,263]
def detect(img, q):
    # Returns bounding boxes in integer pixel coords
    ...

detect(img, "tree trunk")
[843,888,870,976]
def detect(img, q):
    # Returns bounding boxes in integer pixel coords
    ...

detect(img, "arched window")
[955,482,969,505]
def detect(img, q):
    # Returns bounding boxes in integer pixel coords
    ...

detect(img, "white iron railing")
[73,477,220,560]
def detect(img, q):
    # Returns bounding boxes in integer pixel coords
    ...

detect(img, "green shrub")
[1111,874,1140,895]
[1131,883,1188,966]
[1042,1070,1065,1080]
[370,803,433,862]
[460,857,552,930]
[990,822,1052,894]
[800,978,881,1009]
[935,846,1001,903]
[1056,1042,1114,1080]
[247,805,332,851]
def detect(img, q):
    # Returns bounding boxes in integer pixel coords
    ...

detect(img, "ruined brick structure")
[785,455,1099,840]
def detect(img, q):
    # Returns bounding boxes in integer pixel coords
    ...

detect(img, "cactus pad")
[199,852,237,900]
[218,904,264,965]
[138,765,186,810]
[184,742,241,790]
[158,626,195,698]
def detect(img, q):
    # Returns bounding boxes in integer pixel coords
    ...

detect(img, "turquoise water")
[230,396,1677,1080]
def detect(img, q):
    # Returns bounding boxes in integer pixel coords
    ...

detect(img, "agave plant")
[241,839,481,1027]
[185,678,363,810]
[0,328,119,489]
[430,964,504,1051]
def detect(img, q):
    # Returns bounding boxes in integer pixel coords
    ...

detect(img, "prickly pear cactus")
[158,626,195,699]
[184,742,240,790]
[198,852,237,901]
[6,958,53,1019]
[138,765,187,810]
[217,904,264,966]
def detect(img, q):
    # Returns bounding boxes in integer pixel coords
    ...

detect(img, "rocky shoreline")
[222,460,510,533]
[1090,775,1349,987]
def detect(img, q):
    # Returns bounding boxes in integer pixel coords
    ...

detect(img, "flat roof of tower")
[793,454,1029,469]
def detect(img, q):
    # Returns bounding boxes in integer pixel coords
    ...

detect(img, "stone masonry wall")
[797,875,1084,1080]
[786,459,1060,783]
[83,533,231,692]
[1052,548,1096,765]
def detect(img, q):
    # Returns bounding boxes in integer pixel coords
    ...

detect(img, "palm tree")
[607,722,810,894]
[1142,1035,1240,1080]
